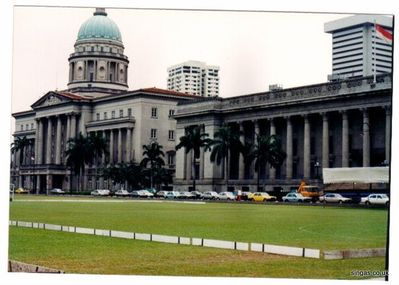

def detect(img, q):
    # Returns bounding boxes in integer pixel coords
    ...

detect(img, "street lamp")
[314,161,320,179]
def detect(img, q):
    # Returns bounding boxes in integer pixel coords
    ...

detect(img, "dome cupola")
[67,8,129,95]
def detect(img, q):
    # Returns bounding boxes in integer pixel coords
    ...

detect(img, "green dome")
[77,9,122,43]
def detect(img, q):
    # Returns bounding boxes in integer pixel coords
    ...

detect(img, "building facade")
[325,15,392,79]
[11,9,198,193]
[167,61,220,97]
[174,74,392,193]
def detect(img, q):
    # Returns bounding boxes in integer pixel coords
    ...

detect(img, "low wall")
[9,220,382,260]
[8,260,63,273]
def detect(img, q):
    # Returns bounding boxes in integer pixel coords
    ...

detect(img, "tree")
[11,136,33,166]
[140,142,165,189]
[250,134,286,191]
[100,162,145,190]
[175,125,211,192]
[209,124,242,190]
[65,133,108,192]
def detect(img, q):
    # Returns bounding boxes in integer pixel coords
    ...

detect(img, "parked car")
[361,194,389,206]
[50,188,65,195]
[251,192,277,202]
[155,191,168,198]
[178,191,196,199]
[165,191,180,199]
[202,191,220,200]
[15,188,29,194]
[114,190,130,197]
[90,189,110,196]
[131,190,154,198]
[240,191,255,201]
[319,193,352,204]
[218,192,236,200]
[190,191,203,199]
[282,193,312,203]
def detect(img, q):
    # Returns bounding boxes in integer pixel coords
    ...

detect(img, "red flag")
[376,24,392,43]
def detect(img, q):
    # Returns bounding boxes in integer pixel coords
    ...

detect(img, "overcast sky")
[11,6,357,113]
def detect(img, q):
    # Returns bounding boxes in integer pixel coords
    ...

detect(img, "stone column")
[175,127,186,180]
[35,118,42,164]
[126,128,132,162]
[70,113,77,139]
[102,131,107,164]
[269,118,276,180]
[36,175,41,194]
[55,116,62,164]
[341,111,349,167]
[252,120,260,181]
[362,109,370,167]
[385,107,391,163]
[186,149,192,181]
[238,121,245,180]
[117,128,122,162]
[286,116,293,180]
[199,125,205,180]
[322,113,329,169]
[303,115,310,179]
[46,117,53,164]
[109,129,114,164]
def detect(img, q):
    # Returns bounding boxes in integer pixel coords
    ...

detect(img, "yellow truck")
[296,181,322,202]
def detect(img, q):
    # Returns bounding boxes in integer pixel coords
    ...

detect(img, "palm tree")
[11,136,33,166]
[11,136,33,188]
[140,142,165,189]
[209,124,242,190]
[175,125,211,192]
[250,134,286,191]
[65,133,108,192]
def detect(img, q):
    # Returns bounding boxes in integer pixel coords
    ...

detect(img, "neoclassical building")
[174,74,392,193]
[11,8,197,193]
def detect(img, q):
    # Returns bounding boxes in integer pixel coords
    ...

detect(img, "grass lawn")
[9,195,388,250]
[8,227,386,279]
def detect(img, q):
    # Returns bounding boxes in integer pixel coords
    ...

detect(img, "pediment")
[31,91,72,108]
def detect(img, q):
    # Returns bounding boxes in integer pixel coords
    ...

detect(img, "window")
[151,107,158,118]
[31,123,34,129]
[119,109,123,118]
[111,111,115,119]
[20,125,23,131]
[104,112,108,120]
[26,124,29,130]
[128,108,132,117]
[96,113,100,121]
[168,130,175,140]
[169,109,175,117]
[151,129,157,139]
[168,153,175,165]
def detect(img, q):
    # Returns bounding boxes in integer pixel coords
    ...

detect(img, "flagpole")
[373,20,377,84]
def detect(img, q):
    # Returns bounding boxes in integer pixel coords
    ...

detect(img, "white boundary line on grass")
[14,199,206,205]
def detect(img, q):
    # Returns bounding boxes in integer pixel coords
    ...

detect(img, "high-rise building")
[324,15,393,80]
[167,61,219,97]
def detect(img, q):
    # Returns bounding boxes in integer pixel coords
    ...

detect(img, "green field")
[8,195,388,278]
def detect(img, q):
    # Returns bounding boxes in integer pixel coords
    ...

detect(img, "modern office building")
[10,8,198,193]
[325,15,393,80]
[167,61,220,97]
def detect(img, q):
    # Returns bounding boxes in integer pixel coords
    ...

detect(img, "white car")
[91,189,110,196]
[114,190,130,196]
[131,190,154,198]
[361,194,389,206]
[50,188,65,195]
[202,191,220,200]
[282,193,312,203]
[155,191,168,198]
[218,192,236,200]
[319,193,352,204]
[178,191,195,199]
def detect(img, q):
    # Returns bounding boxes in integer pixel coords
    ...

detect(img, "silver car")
[361,194,389,205]
[282,193,312,203]
[218,192,236,200]
[320,193,352,204]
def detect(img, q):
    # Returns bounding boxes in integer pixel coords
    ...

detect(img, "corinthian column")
[303,115,310,179]
[117,128,122,162]
[322,113,329,169]
[341,111,349,167]
[55,116,62,164]
[362,109,370,167]
[269,118,276,180]
[238,121,245,180]
[286,116,293,180]
[46,117,53,164]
